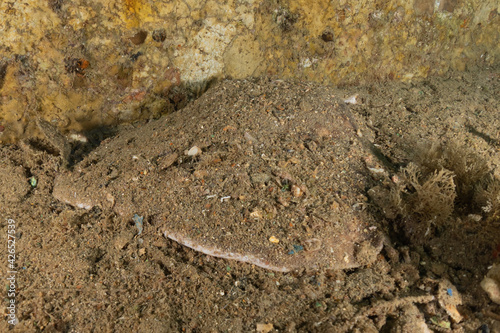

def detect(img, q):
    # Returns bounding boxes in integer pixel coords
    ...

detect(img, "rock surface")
[481,264,500,305]
[0,0,498,142]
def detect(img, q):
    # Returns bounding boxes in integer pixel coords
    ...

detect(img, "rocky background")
[0,0,498,142]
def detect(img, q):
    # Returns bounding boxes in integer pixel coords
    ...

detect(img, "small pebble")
[291,184,302,197]
[187,146,201,156]
[269,236,279,244]
[29,176,37,188]
[250,209,263,219]
[132,214,144,235]
[256,323,273,333]
[68,133,88,143]
[343,94,359,104]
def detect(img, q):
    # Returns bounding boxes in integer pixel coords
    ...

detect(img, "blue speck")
[288,244,304,255]
[133,214,144,235]
[447,288,453,296]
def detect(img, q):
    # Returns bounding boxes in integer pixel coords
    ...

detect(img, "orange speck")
[78,59,89,69]
[223,125,237,131]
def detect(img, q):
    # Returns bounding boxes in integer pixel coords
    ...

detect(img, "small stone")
[482,277,500,304]
[68,132,87,142]
[437,279,462,323]
[106,193,115,207]
[133,214,144,235]
[107,167,120,180]
[187,146,201,156]
[481,264,500,304]
[250,209,263,219]
[222,125,237,131]
[29,176,37,188]
[256,323,273,333]
[291,184,302,197]
[330,200,340,211]
[269,236,279,244]
[159,152,178,169]
[251,173,271,184]
[193,169,208,179]
[277,196,290,207]
[343,94,359,104]
[468,214,482,222]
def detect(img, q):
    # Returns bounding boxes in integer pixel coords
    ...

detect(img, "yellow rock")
[224,34,263,79]
[269,236,279,244]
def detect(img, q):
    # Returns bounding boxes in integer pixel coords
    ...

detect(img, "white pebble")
[187,146,201,156]
[343,94,359,104]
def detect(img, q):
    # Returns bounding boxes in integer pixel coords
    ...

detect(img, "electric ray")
[53,79,383,272]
